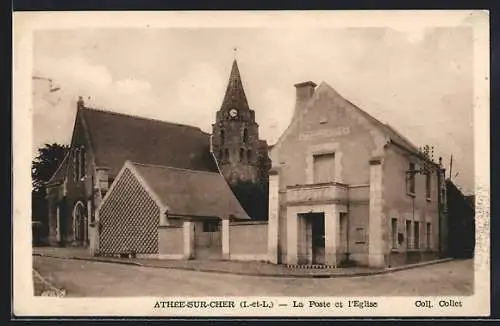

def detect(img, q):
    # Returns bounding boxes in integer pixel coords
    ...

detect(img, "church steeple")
[211,58,271,220]
[221,59,250,112]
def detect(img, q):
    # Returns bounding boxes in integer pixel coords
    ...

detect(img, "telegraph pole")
[449,155,453,180]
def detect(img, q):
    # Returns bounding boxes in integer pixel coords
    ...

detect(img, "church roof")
[47,106,219,186]
[80,107,219,178]
[220,59,250,112]
[130,162,250,220]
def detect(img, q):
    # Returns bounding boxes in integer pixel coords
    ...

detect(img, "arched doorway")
[72,201,88,246]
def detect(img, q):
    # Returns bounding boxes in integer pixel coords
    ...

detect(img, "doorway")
[72,201,88,246]
[301,212,325,265]
[57,200,68,244]
[194,220,222,260]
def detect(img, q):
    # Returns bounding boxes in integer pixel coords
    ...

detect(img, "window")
[203,221,220,232]
[247,150,252,162]
[354,227,366,244]
[220,130,225,145]
[73,148,78,181]
[406,220,412,249]
[414,221,420,249]
[240,148,244,162]
[426,222,431,249]
[407,162,416,195]
[313,153,336,183]
[79,147,86,179]
[243,128,248,144]
[391,218,398,249]
[426,172,431,199]
[224,148,229,161]
[73,147,86,181]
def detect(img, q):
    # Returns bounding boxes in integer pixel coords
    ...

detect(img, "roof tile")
[131,162,250,220]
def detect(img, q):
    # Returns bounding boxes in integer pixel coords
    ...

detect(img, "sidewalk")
[32,247,453,278]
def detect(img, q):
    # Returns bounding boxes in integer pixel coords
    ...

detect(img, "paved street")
[33,256,473,297]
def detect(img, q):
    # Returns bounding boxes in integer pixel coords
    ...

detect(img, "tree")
[230,180,269,221]
[31,143,69,244]
[32,143,69,193]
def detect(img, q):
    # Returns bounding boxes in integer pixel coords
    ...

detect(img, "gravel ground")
[33,256,474,297]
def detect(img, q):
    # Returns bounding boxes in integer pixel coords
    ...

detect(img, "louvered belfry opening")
[98,168,160,256]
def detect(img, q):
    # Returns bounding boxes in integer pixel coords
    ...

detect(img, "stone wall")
[229,221,268,261]
[158,226,184,259]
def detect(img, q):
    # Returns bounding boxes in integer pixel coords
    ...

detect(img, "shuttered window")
[313,153,336,183]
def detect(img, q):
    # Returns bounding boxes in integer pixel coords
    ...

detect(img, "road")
[33,256,473,297]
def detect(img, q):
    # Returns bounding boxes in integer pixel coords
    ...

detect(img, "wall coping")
[158,225,183,229]
[230,221,268,226]
[286,181,348,190]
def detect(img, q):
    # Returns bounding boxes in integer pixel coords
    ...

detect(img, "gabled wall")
[270,83,387,264]
[98,167,161,255]
[47,108,99,245]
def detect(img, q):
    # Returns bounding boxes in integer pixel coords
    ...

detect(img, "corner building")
[267,81,448,268]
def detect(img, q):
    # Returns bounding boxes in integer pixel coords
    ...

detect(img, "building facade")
[97,161,249,259]
[267,81,448,268]
[45,98,218,248]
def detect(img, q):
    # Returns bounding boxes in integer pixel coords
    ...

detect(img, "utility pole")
[449,155,453,180]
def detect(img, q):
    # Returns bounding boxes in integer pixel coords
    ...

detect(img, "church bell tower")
[211,59,270,187]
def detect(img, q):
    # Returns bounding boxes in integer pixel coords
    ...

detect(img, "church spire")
[221,59,250,112]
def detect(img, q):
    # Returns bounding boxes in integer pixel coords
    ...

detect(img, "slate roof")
[221,59,250,112]
[130,162,250,220]
[81,107,219,178]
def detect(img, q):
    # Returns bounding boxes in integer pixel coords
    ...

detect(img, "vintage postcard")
[12,10,490,317]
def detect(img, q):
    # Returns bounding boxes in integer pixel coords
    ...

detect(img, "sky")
[32,27,474,194]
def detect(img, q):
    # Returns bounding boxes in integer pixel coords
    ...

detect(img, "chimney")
[77,96,85,109]
[293,81,317,118]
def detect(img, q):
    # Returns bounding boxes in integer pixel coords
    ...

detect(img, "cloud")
[35,55,160,117]
[115,78,152,94]
[173,62,225,129]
